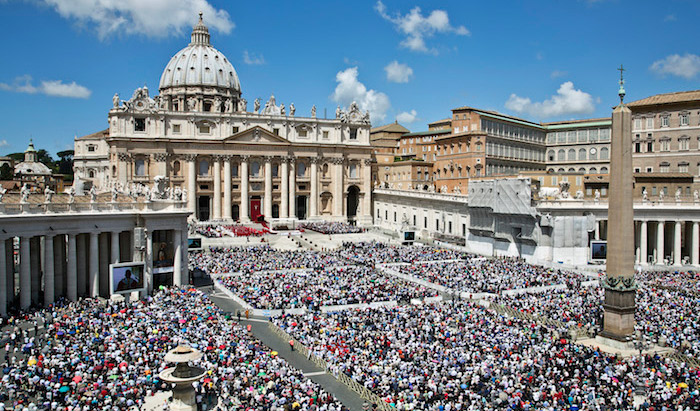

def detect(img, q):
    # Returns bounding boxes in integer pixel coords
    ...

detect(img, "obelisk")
[601,65,635,341]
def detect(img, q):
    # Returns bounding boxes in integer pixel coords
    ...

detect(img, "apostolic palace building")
[74,14,373,225]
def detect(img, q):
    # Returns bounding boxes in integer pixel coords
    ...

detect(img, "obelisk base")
[600,287,635,341]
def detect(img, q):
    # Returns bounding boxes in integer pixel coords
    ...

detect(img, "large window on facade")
[198,160,209,176]
[349,164,358,179]
[297,162,306,177]
[251,161,261,177]
[135,159,146,176]
[134,118,146,132]
[600,147,609,160]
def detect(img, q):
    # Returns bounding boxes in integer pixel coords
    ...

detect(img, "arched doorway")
[347,185,360,220]
[296,195,307,219]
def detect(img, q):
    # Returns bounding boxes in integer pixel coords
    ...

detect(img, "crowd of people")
[396,258,585,293]
[274,301,700,410]
[219,265,438,310]
[338,241,470,265]
[189,246,347,275]
[1,287,345,410]
[192,224,266,238]
[298,222,364,235]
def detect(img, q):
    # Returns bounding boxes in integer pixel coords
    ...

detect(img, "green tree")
[0,163,12,180]
[56,150,74,176]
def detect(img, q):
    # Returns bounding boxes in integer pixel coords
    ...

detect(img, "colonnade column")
[53,236,65,302]
[67,234,77,301]
[594,221,600,240]
[674,221,682,265]
[280,157,289,219]
[264,156,273,219]
[173,229,182,286]
[362,158,372,219]
[44,235,54,306]
[240,155,250,223]
[19,237,30,309]
[0,239,6,317]
[310,157,319,218]
[186,154,197,219]
[692,222,699,266]
[289,158,296,219]
[333,157,344,217]
[30,238,40,306]
[640,221,648,265]
[77,235,86,296]
[657,221,665,264]
[5,239,13,308]
[89,232,99,297]
[111,232,120,265]
[223,156,232,220]
[145,229,153,293]
[212,156,222,220]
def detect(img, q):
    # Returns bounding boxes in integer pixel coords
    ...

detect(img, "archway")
[296,195,307,219]
[347,185,360,219]
[198,196,210,221]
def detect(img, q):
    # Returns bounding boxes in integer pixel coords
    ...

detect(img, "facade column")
[674,221,682,265]
[77,234,86,296]
[30,238,40,306]
[111,231,120,265]
[89,232,99,297]
[692,222,699,266]
[223,156,232,220]
[280,157,289,218]
[310,157,319,218]
[594,221,600,240]
[186,154,197,219]
[333,157,344,217]
[640,221,648,265]
[264,156,273,219]
[44,235,54,306]
[99,233,109,297]
[289,158,296,219]
[66,234,77,301]
[54,236,65,300]
[19,237,30,309]
[0,239,6,317]
[117,153,129,185]
[173,229,182,286]
[145,230,153,293]
[362,158,372,221]
[5,239,14,308]
[657,221,665,264]
[240,155,250,222]
[212,156,222,220]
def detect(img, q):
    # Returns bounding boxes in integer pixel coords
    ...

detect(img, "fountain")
[158,345,208,411]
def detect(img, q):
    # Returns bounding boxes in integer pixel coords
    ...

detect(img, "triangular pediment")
[224,126,290,144]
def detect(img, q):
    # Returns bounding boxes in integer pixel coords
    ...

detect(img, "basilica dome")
[159,13,241,93]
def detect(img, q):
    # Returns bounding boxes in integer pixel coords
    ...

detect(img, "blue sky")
[0,0,698,156]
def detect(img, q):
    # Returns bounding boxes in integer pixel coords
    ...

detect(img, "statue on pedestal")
[89,186,97,203]
[289,103,295,116]
[20,183,30,204]
[311,105,316,117]
[44,186,55,203]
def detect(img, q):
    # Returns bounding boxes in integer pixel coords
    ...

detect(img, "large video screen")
[188,238,202,250]
[404,231,415,241]
[110,262,146,294]
[590,240,607,261]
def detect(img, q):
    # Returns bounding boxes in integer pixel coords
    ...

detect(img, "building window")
[198,123,211,134]
[298,128,308,137]
[87,145,96,152]
[600,166,608,173]
[634,167,640,173]
[322,131,329,139]
[647,141,653,152]
[297,162,306,177]
[679,163,689,173]
[349,128,358,140]
[557,149,565,161]
[646,118,654,129]
[203,101,212,112]
[600,147,609,160]
[577,148,586,160]
[652,187,657,195]
[660,139,670,152]
[172,124,181,133]
[659,162,670,173]
[198,160,209,176]
[232,164,239,177]
[681,114,689,126]
[680,138,690,151]
[272,164,279,177]
[568,149,576,161]
[646,167,653,173]
[349,164,358,179]
[134,118,146,132]
[135,159,146,176]
[661,116,669,127]
[251,161,261,177]
[88,169,95,178]
[634,142,641,153]
[232,126,239,133]
[634,118,642,130]
[273,128,279,135]
[173,161,181,176]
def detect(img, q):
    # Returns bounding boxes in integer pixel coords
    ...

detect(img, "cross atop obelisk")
[617,64,626,104]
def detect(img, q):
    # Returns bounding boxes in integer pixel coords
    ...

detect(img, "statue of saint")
[112,93,120,108]
[311,105,316,117]
[289,103,295,116]
[44,186,55,203]
[254,98,261,113]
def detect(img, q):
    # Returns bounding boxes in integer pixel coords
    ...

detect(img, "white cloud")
[375,1,469,54]
[384,61,414,83]
[505,81,595,119]
[0,75,91,99]
[40,0,234,40]
[396,110,418,124]
[0,140,8,148]
[550,70,567,79]
[331,67,391,122]
[243,50,265,65]
[650,54,700,80]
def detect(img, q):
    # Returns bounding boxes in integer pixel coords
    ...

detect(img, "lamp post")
[628,331,652,397]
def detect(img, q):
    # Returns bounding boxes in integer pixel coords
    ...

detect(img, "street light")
[628,331,652,397]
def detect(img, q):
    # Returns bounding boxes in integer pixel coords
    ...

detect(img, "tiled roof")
[370,123,410,134]
[76,129,109,140]
[627,90,700,107]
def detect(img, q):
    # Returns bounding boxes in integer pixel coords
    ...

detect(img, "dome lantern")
[190,12,210,46]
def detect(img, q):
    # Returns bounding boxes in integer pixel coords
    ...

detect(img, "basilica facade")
[74,14,373,225]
